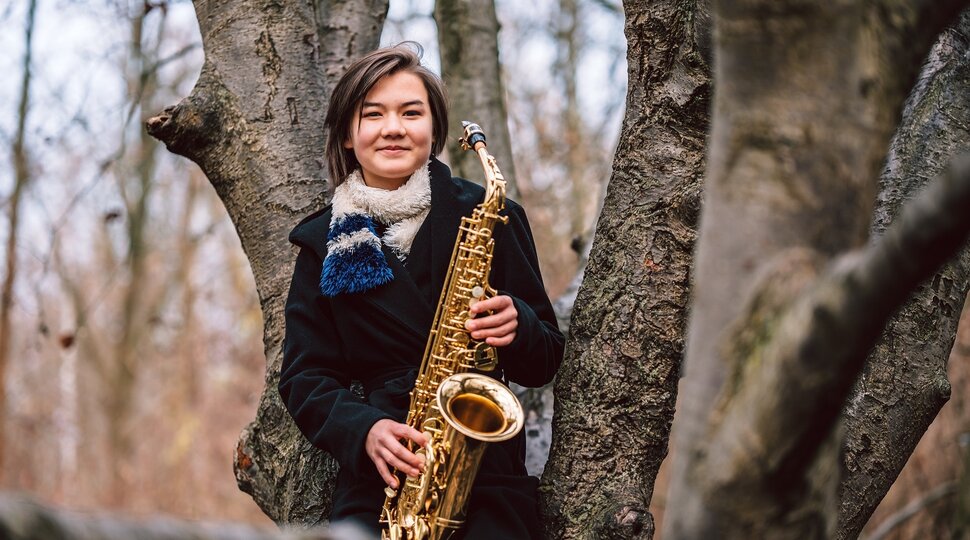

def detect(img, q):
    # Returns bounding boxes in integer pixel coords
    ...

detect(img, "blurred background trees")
[0,0,622,527]
[2,0,969,538]
[0,0,268,522]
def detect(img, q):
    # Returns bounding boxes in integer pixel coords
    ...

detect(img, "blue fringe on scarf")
[319,213,393,297]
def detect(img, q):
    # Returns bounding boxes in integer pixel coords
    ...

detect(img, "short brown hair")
[324,42,448,187]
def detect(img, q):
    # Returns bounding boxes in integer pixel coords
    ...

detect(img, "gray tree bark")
[434,0,519,200]
[147,0,386,524]
[539,1,711,538]
[663,0,970,537]
[839,11,970,538]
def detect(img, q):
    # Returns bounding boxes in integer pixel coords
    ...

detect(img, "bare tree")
[137,0,970,537]
[103,4,168,504]
[0,0,37,476]
[500,0,624,298]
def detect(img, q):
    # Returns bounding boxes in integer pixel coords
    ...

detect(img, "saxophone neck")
[460,121,507,211]
[480,150,506,209]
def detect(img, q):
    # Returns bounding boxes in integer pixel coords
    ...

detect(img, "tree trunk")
[434,0,519,200]
[663,0,970,537]
[107,5,163,505]
[539,1,711,538]
[147,0,387,524]
[839,11,970,537]
[0,0,37,479]
[553,0,593,248]
[318,0,388,99]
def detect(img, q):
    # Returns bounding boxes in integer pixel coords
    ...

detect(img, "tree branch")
[665,1,970,535]
[839,11,970,535]
[146,65,233,163]
[704,155,970,503]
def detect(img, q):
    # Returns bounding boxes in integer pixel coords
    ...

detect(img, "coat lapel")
[358,244,433,341]
[427,158,476,301]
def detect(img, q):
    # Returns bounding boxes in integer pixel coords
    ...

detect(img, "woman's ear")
[343,138,353,150]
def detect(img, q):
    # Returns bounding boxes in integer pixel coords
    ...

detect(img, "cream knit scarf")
[319,164,431,296]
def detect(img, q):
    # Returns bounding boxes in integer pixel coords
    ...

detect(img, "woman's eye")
[403,110,422,117]
[363,111,381,118]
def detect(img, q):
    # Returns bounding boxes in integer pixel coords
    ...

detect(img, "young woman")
[278,43,564,539]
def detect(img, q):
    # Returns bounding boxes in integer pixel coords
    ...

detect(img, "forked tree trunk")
[664,1,970,537]
[840,11,970,537]
[147,0,387,524]
[150,0,526,525]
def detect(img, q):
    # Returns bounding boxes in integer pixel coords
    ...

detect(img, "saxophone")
[380,122,524,540]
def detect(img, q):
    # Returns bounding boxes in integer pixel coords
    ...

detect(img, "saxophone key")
[472,342,498,371]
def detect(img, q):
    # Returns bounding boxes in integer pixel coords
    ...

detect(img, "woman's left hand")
[465,295,518,347]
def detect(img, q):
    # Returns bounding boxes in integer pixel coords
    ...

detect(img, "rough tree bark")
[840,11,970,537]
[663,0,970,537]
[147,0,387,524]
[434,0,519,200]
[539,1,711,538]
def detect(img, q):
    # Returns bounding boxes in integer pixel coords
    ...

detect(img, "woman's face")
[344,71,434,190]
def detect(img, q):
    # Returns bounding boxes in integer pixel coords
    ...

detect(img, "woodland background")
[0,0,969,539]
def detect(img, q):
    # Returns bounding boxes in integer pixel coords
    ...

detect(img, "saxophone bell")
[437,373,522,442]
[421,373,522,539]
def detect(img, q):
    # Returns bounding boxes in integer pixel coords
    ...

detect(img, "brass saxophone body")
[380,122,524,540]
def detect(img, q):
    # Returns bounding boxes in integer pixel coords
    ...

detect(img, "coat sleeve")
[491,201,565,387]
[278,247,393,475]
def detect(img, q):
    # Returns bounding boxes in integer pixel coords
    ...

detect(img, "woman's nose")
[382,116,406,137]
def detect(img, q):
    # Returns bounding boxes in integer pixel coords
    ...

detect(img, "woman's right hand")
[365,419,429,489]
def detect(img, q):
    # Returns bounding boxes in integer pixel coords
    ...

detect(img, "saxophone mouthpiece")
[459,121,487,151]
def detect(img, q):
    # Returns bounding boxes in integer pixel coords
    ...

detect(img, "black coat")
[279,158,564,538]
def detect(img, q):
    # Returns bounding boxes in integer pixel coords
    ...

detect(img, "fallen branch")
[0,493,373,540]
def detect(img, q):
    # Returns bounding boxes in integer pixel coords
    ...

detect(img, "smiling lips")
[380,146,408,153]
